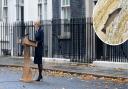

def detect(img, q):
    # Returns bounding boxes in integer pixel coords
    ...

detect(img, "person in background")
[34,19,44,81]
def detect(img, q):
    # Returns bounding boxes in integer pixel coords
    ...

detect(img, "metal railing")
[0,18,128,63]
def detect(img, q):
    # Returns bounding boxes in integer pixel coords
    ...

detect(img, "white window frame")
[16,0,24,21]
[3,7,8,22]
[0,0,2,21]
[61,7,70,19]
[61,0,70,19]
[60,0,71,39]
[19,0,24,6]
[2,0,8,22]
[43,0,47,20]
[61,0,70,7]
[16,5,19,21]
[38,0,42,4]
[44,0,47,4]
[3,0,8,7]
[38,4,42,20]
[38,0,43,20]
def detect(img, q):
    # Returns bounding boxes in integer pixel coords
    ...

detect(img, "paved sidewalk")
[1,67,127,89]
[0,56,128,79]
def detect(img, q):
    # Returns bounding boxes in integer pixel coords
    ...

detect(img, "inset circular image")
[93,0,128,45]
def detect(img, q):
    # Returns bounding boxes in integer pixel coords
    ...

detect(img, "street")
[0,67,127,89]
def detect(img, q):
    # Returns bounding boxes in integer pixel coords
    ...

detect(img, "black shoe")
[36,75,43,81]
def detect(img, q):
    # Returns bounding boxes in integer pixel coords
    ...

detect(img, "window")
[60,0,71,39]
[3,0,8,22]
[3,6,8,35]
[0,0,2,20]
[3,8,8,22]
[19,0,24,6]
[62,8,70,19]
[16,0,20,20]
[16,0,24,21]
[62,0,70,6]
[21,0,24,4]
[43,0,47,20]
[16,0,24,5]
[16,6,19,20]
[61,0,70,19]
[38,0,42,3]
[60,20,71,39]
[4,0,8,6]
[38,0,42,20]
[38,4,42,20]
[44,0,47,4]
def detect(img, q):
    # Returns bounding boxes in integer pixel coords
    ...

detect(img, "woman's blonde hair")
[34,19,41,27]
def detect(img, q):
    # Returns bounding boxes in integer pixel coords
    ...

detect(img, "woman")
[34,20,44,81]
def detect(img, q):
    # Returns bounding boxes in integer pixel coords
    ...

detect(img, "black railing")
[0,18,128,63]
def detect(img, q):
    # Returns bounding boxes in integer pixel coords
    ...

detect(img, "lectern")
[17,37,37,82]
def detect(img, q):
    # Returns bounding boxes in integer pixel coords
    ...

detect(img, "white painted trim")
[93,61,128,69]
[11,56,70,63]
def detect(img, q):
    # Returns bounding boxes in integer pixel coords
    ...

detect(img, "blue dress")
[34,28,44,64]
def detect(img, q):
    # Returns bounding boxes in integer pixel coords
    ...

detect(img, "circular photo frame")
[93,0,128,45]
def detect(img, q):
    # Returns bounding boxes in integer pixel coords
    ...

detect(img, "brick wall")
[52,0,61,19]
[70,0,85,18]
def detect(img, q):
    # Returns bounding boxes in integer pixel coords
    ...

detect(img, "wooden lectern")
[17,37,37,83]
